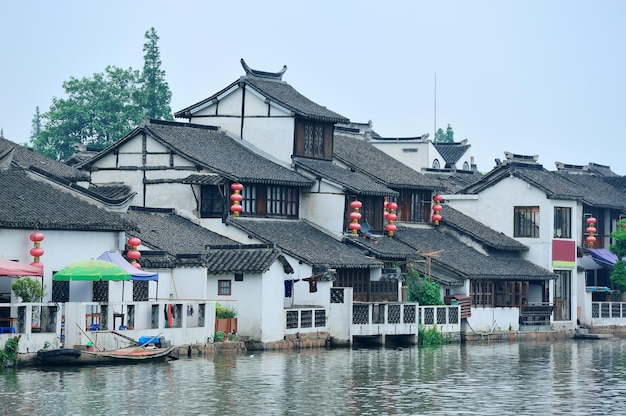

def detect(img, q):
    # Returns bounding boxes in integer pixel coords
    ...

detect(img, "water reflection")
[2,340,626,415]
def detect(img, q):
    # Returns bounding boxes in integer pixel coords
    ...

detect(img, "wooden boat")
[37,345,177,366]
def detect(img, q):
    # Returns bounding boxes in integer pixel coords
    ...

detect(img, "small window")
[514,206,540,238]
[463,161,470,170]
[432,159,440,169]
[218,280,231,296]
[554,207,571,238]
[234,273,243,282]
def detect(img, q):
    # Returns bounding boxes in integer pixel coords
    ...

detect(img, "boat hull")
[37,346,176,366]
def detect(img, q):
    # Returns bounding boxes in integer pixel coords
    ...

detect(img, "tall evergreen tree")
[30,106,42,142]
[139,27,173,120]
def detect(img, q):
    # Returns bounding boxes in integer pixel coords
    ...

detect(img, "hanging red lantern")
[384,196,389,219]
[386,202,398,237]
[349,200,362,234]
[230,183,244,217]
[586,217,597,248]
[128,237,141,247]
[432,194,443,225]
[127,237,142,267]
[29,231,44,266]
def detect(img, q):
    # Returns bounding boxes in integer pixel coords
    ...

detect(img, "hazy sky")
[1,1,625,174]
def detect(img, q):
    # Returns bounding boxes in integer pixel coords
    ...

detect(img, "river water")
[2,339,626,415]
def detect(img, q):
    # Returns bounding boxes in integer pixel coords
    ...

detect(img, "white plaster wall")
[466,307,521,333]
[301,192,347,236]
[370,140,432,171]
[0,229,125,303]
[242,118,295,165]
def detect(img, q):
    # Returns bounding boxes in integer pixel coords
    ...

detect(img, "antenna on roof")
[434,73,437,140]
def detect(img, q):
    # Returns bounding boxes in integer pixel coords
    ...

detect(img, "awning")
[588,248,622,269]
[97,251,159,282]
[0,257,43,277]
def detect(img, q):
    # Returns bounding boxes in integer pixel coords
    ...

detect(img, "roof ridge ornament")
[240,58,287,80]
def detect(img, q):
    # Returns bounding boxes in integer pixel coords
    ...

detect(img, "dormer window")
[295,120,332,159]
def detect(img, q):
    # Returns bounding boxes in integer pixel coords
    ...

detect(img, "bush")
[405,268,443,305]
[216,303,237,319]
[418,324,448,346]
[214,331,226,342]
[0,336,20,367]
[11,277,46,302]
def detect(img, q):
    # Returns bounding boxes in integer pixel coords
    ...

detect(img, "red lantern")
[29,231,44,264]
[230,183,244,217]
[29,232,45,242]
[432,194,443,225]
[586,217,597,248]
[132,263,142,269]
[127,250,141,260]
[385,201,398,237]
[349,200,362,234]
[128,237,141,248]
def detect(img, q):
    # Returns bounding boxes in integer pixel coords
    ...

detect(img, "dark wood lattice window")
[52,280,69,303]
[133,280,149,301]
[93,281,109,302]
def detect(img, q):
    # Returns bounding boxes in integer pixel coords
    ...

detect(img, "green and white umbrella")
[53,259,131,281]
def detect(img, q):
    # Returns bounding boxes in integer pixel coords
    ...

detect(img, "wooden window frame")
[218,280,231,296]
[514,206,540,238]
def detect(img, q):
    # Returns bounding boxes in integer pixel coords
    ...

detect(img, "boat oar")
[111,330,139,345]
[75,322,102,351]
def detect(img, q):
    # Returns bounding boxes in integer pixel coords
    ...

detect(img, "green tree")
[31,27,172,160]
[405,267,443,305]
[610,219,626,292]
[139,27,173,121]
[31,66,142,160]
[11,277,46,302]
[30,106,42,142]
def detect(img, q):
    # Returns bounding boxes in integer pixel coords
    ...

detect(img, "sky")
[1,1,625,174]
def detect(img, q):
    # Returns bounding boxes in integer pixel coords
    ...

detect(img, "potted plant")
[11,277,46,330]
[215,303,237,333]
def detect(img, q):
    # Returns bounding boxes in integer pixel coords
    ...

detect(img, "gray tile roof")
[333,134,443,191]
[554,172,626,210]
[175,70,349,124]
[226,217,383,269]
[424,170,483,193]
[394,226,555,283]
[433,142,471,167]
[0,136,89,182]
[80,120,314,187]
[342,233,418,261]
[125,207,291,274]
[441,206,529,252]
[294,157,398,197]
[0,167,134,231]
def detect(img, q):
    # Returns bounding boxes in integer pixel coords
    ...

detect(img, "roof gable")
[175,60,349,124]
[81,120,314,187]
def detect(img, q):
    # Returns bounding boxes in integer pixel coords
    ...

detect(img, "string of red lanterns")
[127,237,142,269]
[349,200,362,234]
[29,231,45,267]
[230,183,243,217]
[585,217,597,248]
[432,194,443,226]
[385,201,397,237]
